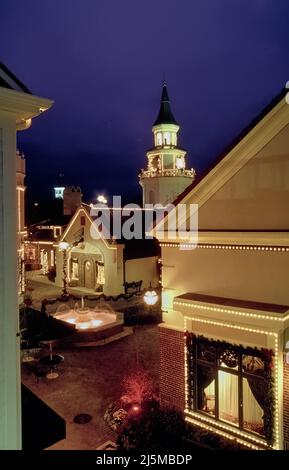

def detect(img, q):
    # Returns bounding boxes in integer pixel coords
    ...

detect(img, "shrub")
[117,405,186,451]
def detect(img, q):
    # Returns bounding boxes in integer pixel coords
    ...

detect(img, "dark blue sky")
[1,0,289,203]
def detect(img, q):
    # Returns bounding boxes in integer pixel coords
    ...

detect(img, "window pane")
[197,341,216,363]
[218,371,238,426]
[163,154,174,169]
[196,365,215,416]
[71,259,79,280]
[163,132,171,145]
[242,355,264,374]
[243,377,264,435]
[150,156,159,170]
[219,347,239,370]
[156,133,162,146]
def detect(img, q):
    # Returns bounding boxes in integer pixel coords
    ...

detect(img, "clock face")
[176,156,185,169]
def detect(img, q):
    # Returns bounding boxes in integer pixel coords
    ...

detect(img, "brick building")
[153,88,289,450]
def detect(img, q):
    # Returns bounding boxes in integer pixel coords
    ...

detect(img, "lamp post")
[59,241,70,300]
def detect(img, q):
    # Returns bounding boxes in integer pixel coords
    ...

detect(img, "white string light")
[185,416,261,450]
[160,242,289,252]
[183,315,280,450]
[174,300,289,322]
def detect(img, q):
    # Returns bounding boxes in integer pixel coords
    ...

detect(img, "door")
[84,260,94,289]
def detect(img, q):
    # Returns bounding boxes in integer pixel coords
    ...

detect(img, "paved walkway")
[21,324,159,450]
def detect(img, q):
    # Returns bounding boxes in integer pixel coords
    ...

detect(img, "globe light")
[144,284,158,306]
[59,241,70,251]
[97,195,108,204]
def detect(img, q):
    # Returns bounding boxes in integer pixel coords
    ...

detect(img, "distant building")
[54,187,65,199]
[53,172,65,199]
[25,185,82,274]
[63,186,82,215]
[55,205,160,296]
[139,84,195,206]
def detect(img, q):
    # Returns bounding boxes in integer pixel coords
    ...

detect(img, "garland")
[184,332,275,445]
[41,291,140,312]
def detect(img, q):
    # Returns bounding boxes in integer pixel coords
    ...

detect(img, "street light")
[59,241,70,299]
[143,283,158,306]
[97,194,107,204]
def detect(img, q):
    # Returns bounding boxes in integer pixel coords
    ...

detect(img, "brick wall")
[284,360,289,448]
[159,326,185,410]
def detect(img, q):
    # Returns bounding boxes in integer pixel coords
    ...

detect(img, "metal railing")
[139,168,195,178]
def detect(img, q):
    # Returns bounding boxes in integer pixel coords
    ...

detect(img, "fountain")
[55,297,117,331]
[53,298,128,347]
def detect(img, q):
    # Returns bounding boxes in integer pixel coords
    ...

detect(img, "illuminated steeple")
[139,83,195,206]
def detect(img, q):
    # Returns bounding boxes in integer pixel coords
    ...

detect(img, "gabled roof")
[153,83,179,126]
[151,87,289,234]
[173,87,288,207]
[0,61,31,93]
[61,205,160,259]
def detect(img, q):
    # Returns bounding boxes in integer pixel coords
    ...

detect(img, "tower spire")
[153,83,178,126]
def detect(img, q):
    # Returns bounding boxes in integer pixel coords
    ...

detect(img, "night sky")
[1,0,289,204]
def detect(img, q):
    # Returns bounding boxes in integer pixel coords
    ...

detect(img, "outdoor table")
[39,354,64,379]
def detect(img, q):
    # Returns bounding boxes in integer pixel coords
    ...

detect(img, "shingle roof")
[153,83,179,126]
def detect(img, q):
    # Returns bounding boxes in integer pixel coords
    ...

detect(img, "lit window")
[156,133,162,146]
[187,336,272,441]
[54,187,65,199]
[176,156,185,169]
[163,132,171,145]
[71,259,79,280]
[150,155,159,171]
[163,154,174,169]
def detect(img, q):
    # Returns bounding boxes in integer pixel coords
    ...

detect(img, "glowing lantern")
[97,195,108,204]
[59,241,70,251]
[143,284,158,306]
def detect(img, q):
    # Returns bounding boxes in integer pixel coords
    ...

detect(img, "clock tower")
[139,83,195,206]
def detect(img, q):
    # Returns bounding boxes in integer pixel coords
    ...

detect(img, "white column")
[0,116,21,449]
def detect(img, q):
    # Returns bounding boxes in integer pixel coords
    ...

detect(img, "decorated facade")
[153,89,289,450]
[24,186,82,275]
[139,84,195,206]
[55,205,160,296]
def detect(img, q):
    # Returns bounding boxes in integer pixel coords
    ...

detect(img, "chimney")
[63,186,82,215]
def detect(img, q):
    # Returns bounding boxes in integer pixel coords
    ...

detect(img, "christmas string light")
[183,316,280,449]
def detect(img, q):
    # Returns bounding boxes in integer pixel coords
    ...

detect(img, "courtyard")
[21,323,159,450]
[21,276,160,450]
